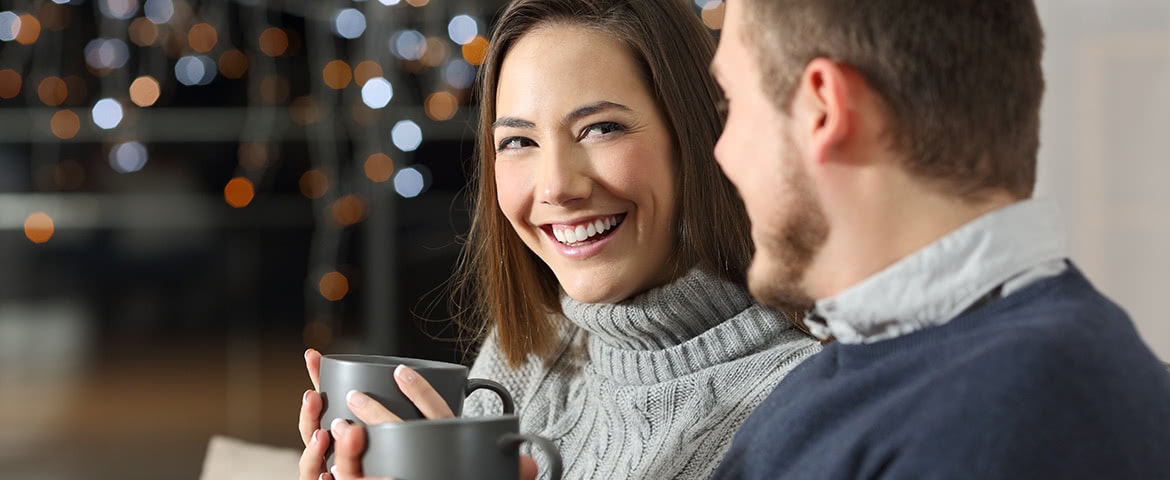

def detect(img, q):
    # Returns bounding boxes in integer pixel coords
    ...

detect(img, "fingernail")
[330,465,340,479]
[310,429,319,444]
[318,473,327,480]
[331,418,348,438]
[395,365,418,383]
[346,390,367,408]
[303,389,312,404]
[304,348,313,361]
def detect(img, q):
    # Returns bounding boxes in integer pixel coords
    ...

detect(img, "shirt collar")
[807,198,1068,344]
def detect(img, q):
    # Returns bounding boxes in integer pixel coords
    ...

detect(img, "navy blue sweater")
[714,268,1170,479]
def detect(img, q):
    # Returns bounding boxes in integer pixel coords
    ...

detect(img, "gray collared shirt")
[806,198,1070,344]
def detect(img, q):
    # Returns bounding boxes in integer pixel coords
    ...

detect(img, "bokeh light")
[129,76,161,107]
[91,98,124,130]
[421,37,449,67]
[318,272,349,301]
[377,0,401,5]
[175,55,216,86]
[223,177,255,208]
[443,59,476,89]
[259,27,288,57]
[143,0,174,24]
[333,8,366,40]
[109,141,148,173]
[0,69,21,99]
[187,22,217,53]
[38,3,71,31]
[0,12,18,42]
[394,166,429,198]
[129,17,159,46]
[360,77,393,109]
[322,60,352,90]
[353,60,383,86]
[406,0,430,6]
[391,30,427,61]
[50,110,81,139]
[330,195,366,226]
[259,75,290,104]
[425,91,458,121]
[15,14,41,45]
[24,212,55,244]
[84,38,130,69]
[99,0,139,20]
[702,2,725,30]
[299,169,329,199]
[364,153,395,183]
[461,35,488,66]
[218,49,249,79]
[290,96,321,126]
[391,120,423,152]
[238,142,268,171]
[447,15,478,45]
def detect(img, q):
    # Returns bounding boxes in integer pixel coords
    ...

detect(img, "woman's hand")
[297,348,459,480]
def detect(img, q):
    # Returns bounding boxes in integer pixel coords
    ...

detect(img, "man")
[709,0,1170,478]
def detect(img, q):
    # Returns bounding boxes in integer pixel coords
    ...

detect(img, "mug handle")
[499,433,563,480]
[466,378,515,414]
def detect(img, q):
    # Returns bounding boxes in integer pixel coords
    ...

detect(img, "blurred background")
[0,0,1166,478]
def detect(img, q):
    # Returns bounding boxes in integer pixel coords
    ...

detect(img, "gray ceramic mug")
[364,415,563,480]
[319,354,514,428]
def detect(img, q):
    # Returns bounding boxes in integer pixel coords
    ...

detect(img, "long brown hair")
[451,0,755,367]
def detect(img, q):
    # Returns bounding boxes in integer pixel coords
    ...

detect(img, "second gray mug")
[364,415,563,480]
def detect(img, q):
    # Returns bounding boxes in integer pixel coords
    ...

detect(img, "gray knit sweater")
[463,268,821,479]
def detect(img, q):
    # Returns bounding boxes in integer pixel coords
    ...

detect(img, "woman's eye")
[497,137,534,151]
[581,122,626,139]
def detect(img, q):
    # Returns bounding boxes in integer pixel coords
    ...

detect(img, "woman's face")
[493,25,678,304]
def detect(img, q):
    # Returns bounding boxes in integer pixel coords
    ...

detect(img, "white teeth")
[551,215,622,245]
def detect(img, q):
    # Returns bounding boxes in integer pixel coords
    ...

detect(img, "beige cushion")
[199,435,301,480]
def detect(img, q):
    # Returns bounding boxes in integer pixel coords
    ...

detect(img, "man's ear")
[792,58,854,166]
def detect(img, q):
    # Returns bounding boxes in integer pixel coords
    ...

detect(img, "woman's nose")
[537,147,592,206]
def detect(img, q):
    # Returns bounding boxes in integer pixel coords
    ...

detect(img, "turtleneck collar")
[560,268,803,385]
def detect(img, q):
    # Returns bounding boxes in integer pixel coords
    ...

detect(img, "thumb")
[519,455,538,480]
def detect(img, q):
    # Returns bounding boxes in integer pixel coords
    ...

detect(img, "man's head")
[712,0,1045,307]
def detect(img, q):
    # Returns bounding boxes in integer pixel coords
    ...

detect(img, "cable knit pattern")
[463,269,821,479]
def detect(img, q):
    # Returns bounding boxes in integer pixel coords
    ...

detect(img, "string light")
[259,27,288,57]
[109,141,148,173]
[0,69,22,99]
[330,195,366,226]
[129,17,159,46]
[15,14,41,45]
[461,35,488,66]
[223,177,255,208]
[299,169,329,199]
[130,76,161,107]
[364,153,395,183]
[143,0,174,24]
[0,12,18,42]
[318,272,349,302]
[361,77,393,109]
[187,23,218,53]
[50,110,81,139]
[353,61,383,86]
[424,91,458,121]
[391,120,423,152]
[447,15,478,45]
[42,76,72,105]
[322,60,352,90]
[333,8,366,40]
[175,55,216,86]
[91,98,124,130]
[24,212,55,244]
[391,30,427,60]
[99,0,140,20]
[218,49,249,79]
[394,166,429,198]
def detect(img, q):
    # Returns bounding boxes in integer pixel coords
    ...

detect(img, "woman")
[298,0,820,478]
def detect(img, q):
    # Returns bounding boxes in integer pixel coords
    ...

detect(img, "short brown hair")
[450,0,756,367]
[741,0,1045,199]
